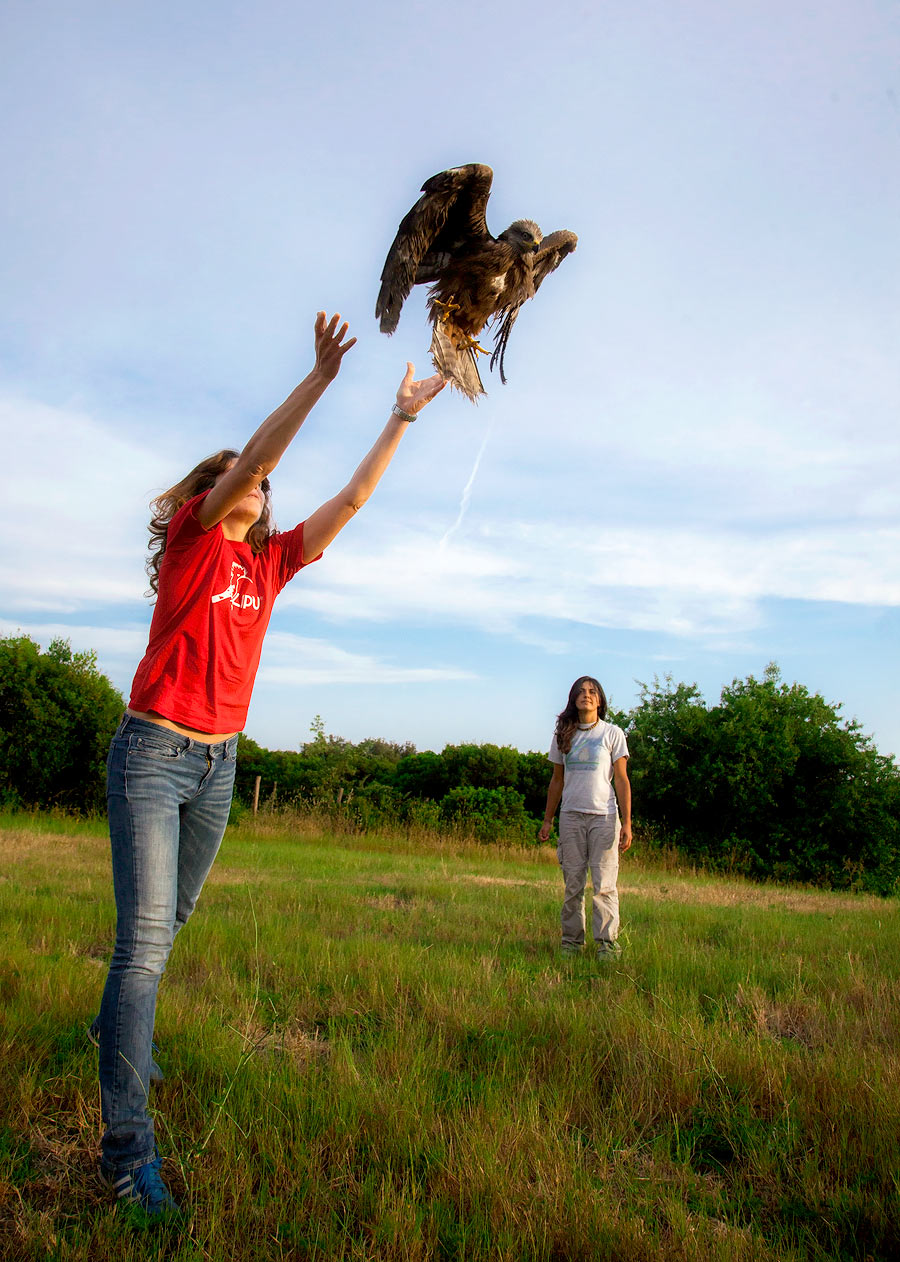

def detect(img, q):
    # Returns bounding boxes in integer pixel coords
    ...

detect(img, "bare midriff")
[126,708,238,746]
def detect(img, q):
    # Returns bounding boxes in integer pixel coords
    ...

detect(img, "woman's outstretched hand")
[396,363,446,417]
[313,312,357,382]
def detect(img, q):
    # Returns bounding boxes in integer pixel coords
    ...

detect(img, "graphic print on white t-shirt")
[567,737,604,770]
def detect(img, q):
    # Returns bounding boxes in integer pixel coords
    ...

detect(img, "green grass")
[2,811,900,1259]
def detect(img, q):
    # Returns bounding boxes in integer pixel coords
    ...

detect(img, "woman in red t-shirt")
[93,312,444,1216]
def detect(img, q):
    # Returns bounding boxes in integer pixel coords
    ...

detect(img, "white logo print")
[211,561,260,611]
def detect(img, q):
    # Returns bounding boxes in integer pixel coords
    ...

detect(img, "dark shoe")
[88,1020,164,1083]
[104,1151,180,1218]
[560,943,583,958]
[596,940,622,961]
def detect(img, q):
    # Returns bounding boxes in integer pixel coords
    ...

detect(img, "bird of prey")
[376,164,577,400]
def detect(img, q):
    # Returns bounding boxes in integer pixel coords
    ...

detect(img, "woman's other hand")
[396,363,445,417]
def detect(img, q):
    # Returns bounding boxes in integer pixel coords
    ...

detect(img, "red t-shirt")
[129,491,319,733]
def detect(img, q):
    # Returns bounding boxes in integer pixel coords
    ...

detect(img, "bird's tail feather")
[489,307,519,385]
[430,325,484,402]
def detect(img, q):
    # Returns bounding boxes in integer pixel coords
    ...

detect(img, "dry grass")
[621,874,889,915]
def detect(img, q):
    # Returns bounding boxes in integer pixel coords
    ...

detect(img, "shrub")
[627,666,900,893]
[0,635,124,814]
[438,785,536,844]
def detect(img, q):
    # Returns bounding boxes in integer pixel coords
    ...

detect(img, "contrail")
[439,420,494,549]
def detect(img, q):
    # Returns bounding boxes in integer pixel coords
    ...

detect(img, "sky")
[1,0,898,760]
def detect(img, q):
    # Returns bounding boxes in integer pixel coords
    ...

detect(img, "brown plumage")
[376,163,577,400]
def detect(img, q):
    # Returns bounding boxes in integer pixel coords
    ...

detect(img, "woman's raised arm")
[199,312,356,531]
[301,362,445,561]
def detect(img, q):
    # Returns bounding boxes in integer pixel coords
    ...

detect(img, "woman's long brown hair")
[554,675,608,754]
[146,449,274,596]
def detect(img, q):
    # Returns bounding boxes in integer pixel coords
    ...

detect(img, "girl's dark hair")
[146,449,274,596]
[554,675,608,754]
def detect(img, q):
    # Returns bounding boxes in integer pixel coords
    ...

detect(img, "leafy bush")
[438,785,537,844]
[440,743,520,791]
[627,666,900,893]
[0,635,124,814]
[235,724,414,810]
[515,750,554,817]
[393,750,452,801]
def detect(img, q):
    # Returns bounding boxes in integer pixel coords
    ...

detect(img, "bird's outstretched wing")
[376,164,494,335]
[532,229,578,290]
[489,228,578,383]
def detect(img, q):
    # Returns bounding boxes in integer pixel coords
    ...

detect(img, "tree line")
[2,634,898,892]
[234,718,551,844]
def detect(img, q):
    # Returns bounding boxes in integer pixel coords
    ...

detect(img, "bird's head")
[499,219,543,257]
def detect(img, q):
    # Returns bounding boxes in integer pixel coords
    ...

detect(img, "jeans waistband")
[116,713,239,759]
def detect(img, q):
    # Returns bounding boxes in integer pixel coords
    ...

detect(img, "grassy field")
[1,811,899,1261]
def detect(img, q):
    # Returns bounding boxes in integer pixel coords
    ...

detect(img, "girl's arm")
[199,312,356,530]
[613,756,632,851]
[300,362,444,561]
[538,764,565,842]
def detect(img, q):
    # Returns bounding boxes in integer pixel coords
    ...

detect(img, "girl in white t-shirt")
[539,676,632,957]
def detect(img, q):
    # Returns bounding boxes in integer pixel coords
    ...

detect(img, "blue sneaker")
[88,1020,164,1083]
[105,1151,180,1218]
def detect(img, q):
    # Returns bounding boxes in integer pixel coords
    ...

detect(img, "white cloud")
[1,395,168,610]
[4,385,898,657]
[256,630,477,686]
[280,515,900,645]
[0,619,148,660]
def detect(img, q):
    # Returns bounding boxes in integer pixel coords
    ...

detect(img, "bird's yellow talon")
[433,296,461,323]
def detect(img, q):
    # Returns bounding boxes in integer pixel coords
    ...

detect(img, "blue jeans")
[97,714,238,1172]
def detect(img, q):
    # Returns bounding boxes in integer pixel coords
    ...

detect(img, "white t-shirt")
[549,720,629,815]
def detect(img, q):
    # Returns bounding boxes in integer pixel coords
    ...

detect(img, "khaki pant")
[557,810,620,947]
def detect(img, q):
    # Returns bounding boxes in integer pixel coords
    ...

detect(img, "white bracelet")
[391,403,417,423]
